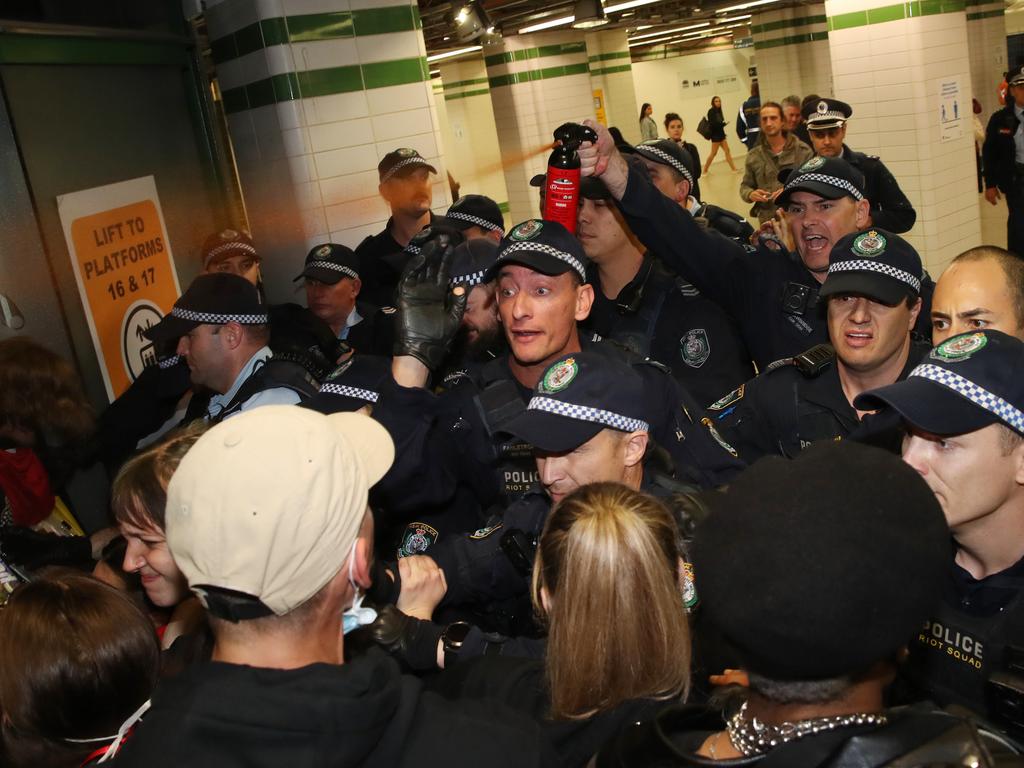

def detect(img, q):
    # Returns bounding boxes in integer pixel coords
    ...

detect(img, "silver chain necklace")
[726,701,888,756]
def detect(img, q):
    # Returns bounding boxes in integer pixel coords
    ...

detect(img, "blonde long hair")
[532,482,691,720]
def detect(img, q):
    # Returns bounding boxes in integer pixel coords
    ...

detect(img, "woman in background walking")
[703,95,737,173]
[639,102,658,141]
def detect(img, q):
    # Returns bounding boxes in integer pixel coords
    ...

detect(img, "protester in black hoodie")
[114,406,558,768]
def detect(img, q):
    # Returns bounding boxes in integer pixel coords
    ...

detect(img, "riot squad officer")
[439,237,505,382]
[803,97,917,234]
[357,148,438,306]
[376,221,742,542]
[710,228,928,461]
[578,174,753,406]
[443,194,505,243]
[626,138,754,244]
[855,330,1024,741]
[578,121,935,368]
[371,350,702,665]
[983,65,1024,256]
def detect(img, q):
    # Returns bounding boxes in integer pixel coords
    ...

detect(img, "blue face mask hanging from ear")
[342,538,377,635]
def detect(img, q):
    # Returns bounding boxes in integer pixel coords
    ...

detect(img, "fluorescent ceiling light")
[518,14,575,32]
[426,45,483,62]
[605,0,660,11]
[715,13,751,22]
[629,20,709,40]
[717,0,779,12]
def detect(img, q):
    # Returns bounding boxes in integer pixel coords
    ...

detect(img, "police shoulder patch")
[680,328,711,368]
[931,332,987,362]
[509,220,543,241]
[852,230,886,257]
[470,523,503,539]
[398,522,439,558]
[538,357,578,393]
[708,384,745,412]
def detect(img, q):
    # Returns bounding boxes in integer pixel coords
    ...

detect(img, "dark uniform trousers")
[615,162,934,370]
[584,252,754,408]
[983,104,1024,257]
[709,342,926,463]
[901,554,1024,742]
[842,145,917,234]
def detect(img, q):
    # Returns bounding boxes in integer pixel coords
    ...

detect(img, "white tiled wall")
[586,29,640,142]
[967,11,1008,116]
[752,4,833,103]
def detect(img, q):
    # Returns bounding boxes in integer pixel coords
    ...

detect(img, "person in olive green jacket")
[739,101,813,222]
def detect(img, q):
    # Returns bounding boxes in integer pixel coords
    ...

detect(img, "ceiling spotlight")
[573,0,609,28]
[454,2,492,42]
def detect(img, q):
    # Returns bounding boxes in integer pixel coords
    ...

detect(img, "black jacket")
[983,102,1021,193]
[115,649,558,768]
[842,146,917,234]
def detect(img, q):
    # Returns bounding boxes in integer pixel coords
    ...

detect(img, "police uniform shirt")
[902,551,1024,734]
[840,145,917,234]
[205,346,302,421]
[709,341,926,462]
[584,253,754,408]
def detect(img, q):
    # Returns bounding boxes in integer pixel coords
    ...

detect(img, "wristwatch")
[441,621,472,668]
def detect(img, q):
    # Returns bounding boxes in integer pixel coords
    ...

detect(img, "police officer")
[578,174,753,406]
[737,81,761,149]
[145,273,317,423]
[711,228,928,461]
[803,97,917,234]
[440,237,505,382]
[293,242,394,356]
[855,330,1024,741]
[627,138,754,243]
[357,148,438,306]
[983,65,1024,256]
[443,194,505,243]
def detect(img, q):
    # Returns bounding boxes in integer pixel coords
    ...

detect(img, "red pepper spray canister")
[542,123,597,235]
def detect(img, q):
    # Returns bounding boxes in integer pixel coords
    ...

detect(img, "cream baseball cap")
[165,406,394,618]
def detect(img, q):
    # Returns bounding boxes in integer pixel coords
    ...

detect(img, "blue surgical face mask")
[342,539,377,635]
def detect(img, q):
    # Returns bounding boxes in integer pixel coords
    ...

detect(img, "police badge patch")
[682,561,699,612]
[816,100,829,114]
[852,230,886,257]
[800,156,826,172]
[538,357,578,393]
[708,384,744,412]
[398,522,439,558]
[219,228,239,240]
[396,148,418,157]
[315,244,332,258]
[509,220,543,241]
[931,332,987,362]
[680,329,710,368]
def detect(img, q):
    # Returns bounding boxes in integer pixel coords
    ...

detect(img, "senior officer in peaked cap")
[710,227,930,461]
[982,65,1024,256]
[803,97,917,234]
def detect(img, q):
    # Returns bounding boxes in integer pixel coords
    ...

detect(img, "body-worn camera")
[782,281,818,316]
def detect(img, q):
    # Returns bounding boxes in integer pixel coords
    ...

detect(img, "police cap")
[485,219,589,283]
[855,330,1024,437]
[201,229,258,271]
[776,156,865,206]
[504,351,649,453]
[446,194,505,235]
[1009,65,1024,87]
[819,228,922,305]
[144,273,267,343]
[293,243,360,285]
[378,148,437,183]
[449,238,499,287]
[803,97,852,130]
[624,139,696,186]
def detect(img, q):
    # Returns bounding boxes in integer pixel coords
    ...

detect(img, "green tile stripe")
[211,7,422,64]
[828,0,966,30]
[967,8,1004,18]
[443,77,489,88]
[750,14,827,34]
[590,64,633,76]
[588,51,631,62]
[221,56,429,113]
[484,41,587,68]
[489,62,590,87]
[753,30,829,48]
[498,201,510,214]
[444,88,490,100]
[0,33,191,66]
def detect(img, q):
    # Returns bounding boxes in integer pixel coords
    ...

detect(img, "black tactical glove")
[393,230,467,371]
[368,604,444,671]
[0,525,92,571]
[365,558,401,606]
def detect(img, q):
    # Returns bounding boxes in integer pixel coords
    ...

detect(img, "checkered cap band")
[381,157,431,183]
[499,241,587,281]
[158,355,181,369]
[910,364,1024,433]
[318,383,380,403]
[205,240,257,262]
[786,172,864,201]
[307,260,358,280]
[170,307,268,325]
[527,396,649,433]
[449,269,486,287]
[828,259,921,293]
[636,146,694,184]
[447,210,503,234]
[404,243,422,256]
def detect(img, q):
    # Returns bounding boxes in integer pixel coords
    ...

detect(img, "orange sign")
[593,89,607,127]
[58,177,180,401]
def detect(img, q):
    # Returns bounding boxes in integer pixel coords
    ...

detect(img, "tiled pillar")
[966,0,1007,115]
[751,4,833,103]
[205,0,449,302]
[585,29,641,143]
[484,32,594,224]
[436,57,510,216]
[826,0,980,273]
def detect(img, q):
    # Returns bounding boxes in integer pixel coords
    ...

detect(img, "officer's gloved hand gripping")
[393,231,467,373]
